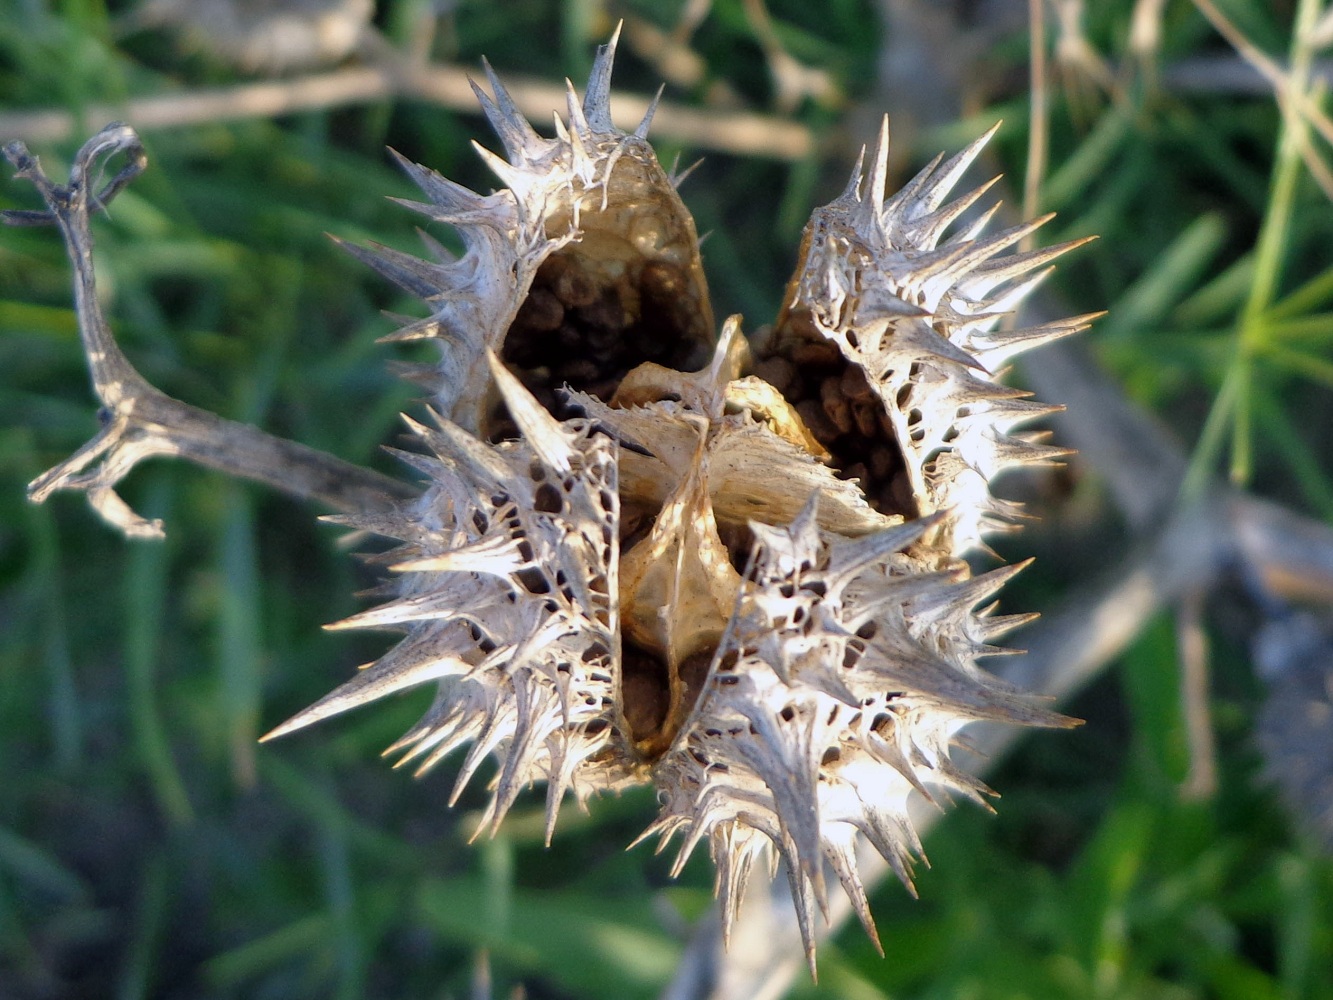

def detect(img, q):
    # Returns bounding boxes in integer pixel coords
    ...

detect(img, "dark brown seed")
[748,323,776,357]
[553,259,600,308]
[840,364,874,401]
[877,408,896,440]
[790,338,842,368]
[876,483,899,515]
[676,648,715,711]
[888,472,917,517]
[555,358,601,386]
[852,399,880,438]
[516,365,551,391]
[751,356,796,395]
[503,331,543,367]
[515,287,565,332]
[640,260,684,301]
[586,323,621,354]
[622,652,670,744]
[796,399,840,446]
[869,446,895,481]
[821,377,854,435]
[557,324,584,350]
[488,416,518,441]
[577,293,627,334]
[783,374,814,406]
[631,327,670,360]
[780,307,821,341]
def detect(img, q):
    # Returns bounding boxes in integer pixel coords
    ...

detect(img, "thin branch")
[6,48,1332,165]
[1176,587,1218,801]
[3,125,415,538]
[0,62,816,162]
[620,15,746,109]
[1128,0,1170,77]
[1153,54,1333,95]
[1191,0,1333,202]
[1023,0,1050,249]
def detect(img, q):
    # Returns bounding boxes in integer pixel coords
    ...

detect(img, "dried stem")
[1176,587,1218,801]
[3,124,415,538]
[1191,0,1333,202]
[0,62,815,162]
[1022,0,1049,250]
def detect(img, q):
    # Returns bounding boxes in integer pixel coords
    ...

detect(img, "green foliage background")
[1,1,1332,997]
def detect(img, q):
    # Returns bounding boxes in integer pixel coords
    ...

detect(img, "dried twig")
[2,124,415,537]
[1052,0,1118,109]
[4,44,1326,167]
[1177,587,1218,801]
[1162,54,1333,95]
[1023,0,1050,248]
[621,15,748,110]
[738,0,842,112]
[1191,0,1333,201]
[0,61,816,161]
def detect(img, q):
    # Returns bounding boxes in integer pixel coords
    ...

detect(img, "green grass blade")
[1097,212,1226,343]
[0,824,90,903]
[123,473,194,827]
[215,484,263,788]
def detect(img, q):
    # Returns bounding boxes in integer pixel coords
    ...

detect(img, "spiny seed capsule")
[258,26,1096,967]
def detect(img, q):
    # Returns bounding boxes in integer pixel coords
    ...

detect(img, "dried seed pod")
[265,28,1095,968]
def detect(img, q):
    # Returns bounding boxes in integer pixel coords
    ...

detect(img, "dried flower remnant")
[4,27,1097,971]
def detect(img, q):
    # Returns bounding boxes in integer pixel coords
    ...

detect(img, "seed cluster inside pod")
[498,251,705,421]
[484,123,715,441]
[753,312,918,519]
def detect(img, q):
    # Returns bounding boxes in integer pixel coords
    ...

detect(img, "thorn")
[840,144,866,202]
[635,84,665,139]
[564,78,592,138]
[867,116,890,214]
[582,20,622,132]
[670,156,704,188]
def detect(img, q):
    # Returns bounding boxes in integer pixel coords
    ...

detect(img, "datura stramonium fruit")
[260,34,1097,962]
[24,29,1097,966]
